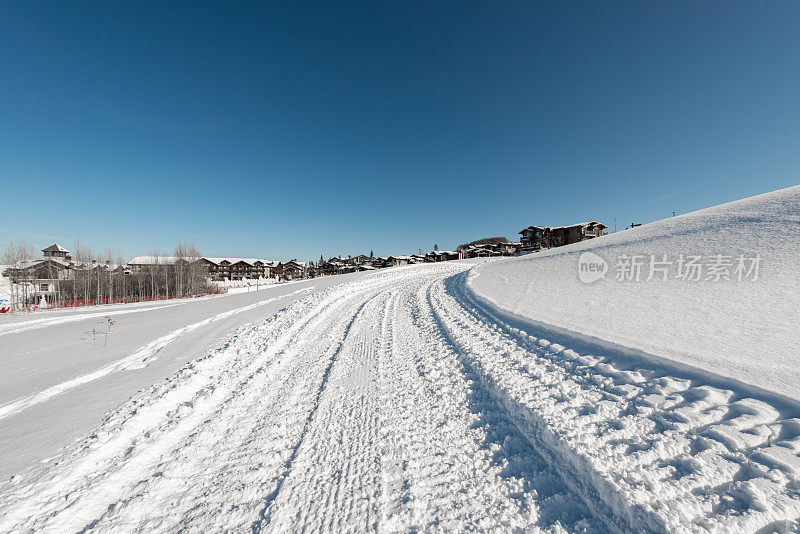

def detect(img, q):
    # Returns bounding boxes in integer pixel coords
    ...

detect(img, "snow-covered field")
[1,187,799,532]
[0,276,341,479]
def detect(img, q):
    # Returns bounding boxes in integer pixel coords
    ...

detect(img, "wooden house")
[495,242,522,255]
[191,257,279,281]
[1,244,78,305]
[42,243,72,260]
[519,221,607,251]
[388,255,412,267]
[275,259,306,280]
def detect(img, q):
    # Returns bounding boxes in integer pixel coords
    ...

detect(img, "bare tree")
[162,254,170,300]
[174,242,187,296]
[73,237,94,302]
[186,243,202,295]
[102,249,113,303]
[2,241,36,311]
[148,250,159,299]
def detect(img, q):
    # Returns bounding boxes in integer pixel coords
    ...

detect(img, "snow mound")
[468,185,800,402]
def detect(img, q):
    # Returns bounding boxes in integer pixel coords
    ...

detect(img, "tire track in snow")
[93,282,382,532]
[251,269,599,532]
[431,270,800,532]
[0,269,440,532]
[425,277,623,533]
[250,295,379,533]
[0,283,358,532]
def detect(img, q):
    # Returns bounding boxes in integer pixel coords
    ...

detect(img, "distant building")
[495,242,522,255]
[519,221,607,252]
[388,255,412,267]
[127,256,283,281]
[274,259,307,280]
[424,250,458,262]
[518,226,547,252]
[42,243,71,260]
[462,246,499,259]
[3,244,76,284]
[2,244,123,305]
[127,256,179,273]
[196,258,278,281]
[347,255,371,265]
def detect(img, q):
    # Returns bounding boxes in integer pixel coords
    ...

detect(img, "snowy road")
[1,263,799,532]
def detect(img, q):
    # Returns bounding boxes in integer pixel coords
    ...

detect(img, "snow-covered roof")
[550,221,606,231]
[42,243,69,253]
[520,222,606,233]
[519,225,547,233]
[429,250,457,255]
[202,257,279,266]
[20,258,72,269]
[74,260,120,270]
[127,256,179,265]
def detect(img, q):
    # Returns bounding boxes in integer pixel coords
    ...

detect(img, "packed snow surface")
[470,185,800,402]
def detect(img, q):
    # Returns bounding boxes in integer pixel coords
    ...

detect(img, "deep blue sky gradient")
[2,2,799,261]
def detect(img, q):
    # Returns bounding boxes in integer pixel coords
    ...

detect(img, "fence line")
[9,284,226,313]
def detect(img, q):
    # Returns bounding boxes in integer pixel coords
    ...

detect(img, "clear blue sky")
[2,2,799,262]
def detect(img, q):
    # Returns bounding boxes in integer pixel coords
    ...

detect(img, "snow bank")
[213,277,279,293]
[0,272,11,308]
[468,185,800,401]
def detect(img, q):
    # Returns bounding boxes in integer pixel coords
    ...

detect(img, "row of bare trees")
[132,242,206,301]
[1,239,211,312]
[70,237,127,305]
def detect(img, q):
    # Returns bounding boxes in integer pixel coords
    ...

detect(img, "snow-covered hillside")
[470,185,800,402]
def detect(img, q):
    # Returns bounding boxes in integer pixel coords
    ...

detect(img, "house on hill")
[425,250,458,262]
[495,242,522,255]
[519,221,607,251]
[388,255,412,267]
[462,246,500,259]
[346,255,371,265]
